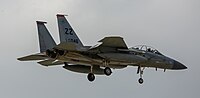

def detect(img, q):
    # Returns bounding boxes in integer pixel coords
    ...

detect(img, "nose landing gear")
[138,78,144,84]
[137,66,145,84]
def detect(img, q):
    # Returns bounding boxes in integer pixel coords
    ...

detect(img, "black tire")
[87,73,95,82]
[138,78,144,84]
[104,67,112,76]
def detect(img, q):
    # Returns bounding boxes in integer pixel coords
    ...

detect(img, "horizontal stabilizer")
[37,60,63,66]
[98,36,128,49]
[17,53,48,61]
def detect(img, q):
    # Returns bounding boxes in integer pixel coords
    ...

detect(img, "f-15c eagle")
[18,14,187,84]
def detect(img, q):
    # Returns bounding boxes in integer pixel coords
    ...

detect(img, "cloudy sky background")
[0,0,199,98]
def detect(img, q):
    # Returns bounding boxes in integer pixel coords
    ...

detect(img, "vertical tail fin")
[57,14,83,46]
[37,21,56,53]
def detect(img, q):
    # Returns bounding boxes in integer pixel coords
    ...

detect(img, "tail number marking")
[65,28,73,35]
[66,38,79,44]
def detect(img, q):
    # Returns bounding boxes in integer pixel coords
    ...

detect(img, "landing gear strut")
[103,60,112,76]
[137,66,145,84]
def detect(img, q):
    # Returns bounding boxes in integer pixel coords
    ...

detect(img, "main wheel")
[138,78,144,84]
[104,67,112,76]
[87,73,95,82]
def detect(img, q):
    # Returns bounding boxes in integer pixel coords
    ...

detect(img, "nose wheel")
[138,78,144,84]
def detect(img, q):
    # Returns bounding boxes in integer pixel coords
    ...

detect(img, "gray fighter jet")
[18,14,187,84]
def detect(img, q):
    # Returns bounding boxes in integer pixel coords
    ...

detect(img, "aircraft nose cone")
[172,60,187,70]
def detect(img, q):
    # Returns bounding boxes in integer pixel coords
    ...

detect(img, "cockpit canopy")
[129,45,163,55]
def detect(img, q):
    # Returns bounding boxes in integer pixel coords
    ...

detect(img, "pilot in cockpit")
[147,48,151,52]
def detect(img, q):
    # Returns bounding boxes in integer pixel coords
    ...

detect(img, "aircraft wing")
[88,36,128,53]
[98,36,128,49]
[17,53,48,61]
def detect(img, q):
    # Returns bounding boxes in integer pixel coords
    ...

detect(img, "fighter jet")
[18,14,187,84]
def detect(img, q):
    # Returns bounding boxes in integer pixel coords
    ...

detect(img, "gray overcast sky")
[0,0,199,98]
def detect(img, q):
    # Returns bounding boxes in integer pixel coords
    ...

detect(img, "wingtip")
[17,58,21,61]
[17,57,24,61]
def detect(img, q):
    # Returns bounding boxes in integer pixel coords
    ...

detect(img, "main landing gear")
[104,67,112,76]
[87,66,112,82]
[137,66,145,84]
[87,66,95,82]
[103,60,112,76]
[87,73,95,82]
